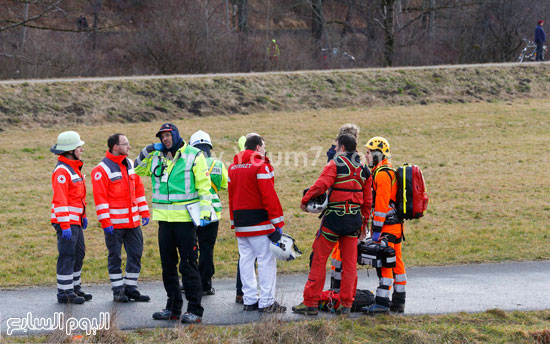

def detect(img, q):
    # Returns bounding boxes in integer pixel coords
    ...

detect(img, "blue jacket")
[535,25,546,44]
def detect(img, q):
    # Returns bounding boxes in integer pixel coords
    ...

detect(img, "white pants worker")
[237,235,277,308]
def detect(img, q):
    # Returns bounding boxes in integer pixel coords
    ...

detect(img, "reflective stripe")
[51,213,56,219]
[69,214,80,221]
[331,259,342,268]
[73,271,81,277]
[57,216,70,222]
[111,218,130,224]
[374,211,387,218]
[57,274,73,281]
[136,147,151,167]
[386,256,396,263]
[395,274,407,283]
[124,279,138,286]
[132,215,140,222]
[373,220,384,227]
[96,203,109,210]
[68,207,83,213]
[54,206,69,213]
[55,165,82,182]
[57,283,74,290]
[110,208,129,215]
[73,280,81,286]
[97,213,110,220]
[153,192,199,201]
[152,203,189,211]
[235,224,275,232]
[200,206,210,213]
[380,277,394,287]
[109,273,123,279]
[394,284,406,293]
[131,206,138,212]
[125,272,140,278]
[99,161,122,180]
[111,280,124,287]
[270,216,284,225]
[136,196,147,203]
[257,172,274,179]
[376,288,390,298]
[152,155,161,197]
[230,220,234,226]
[138,206,149,212]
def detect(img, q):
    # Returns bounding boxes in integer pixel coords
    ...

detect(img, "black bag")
[351,289,375,312]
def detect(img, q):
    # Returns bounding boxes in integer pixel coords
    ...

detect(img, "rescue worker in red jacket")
[50,131,91,304]
[362,136,406,315]
[228,134,287,313]
[91,133,151,303]
[293,134,372,315]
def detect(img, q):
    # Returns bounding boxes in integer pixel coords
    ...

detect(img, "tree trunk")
[20,2,29,49]
[92,0,102,51]
[311,0,324,41]
[237,0,248,33]
[382,0,394,66]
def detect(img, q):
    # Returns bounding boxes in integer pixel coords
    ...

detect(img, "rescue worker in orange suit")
[325,124,361,292]
[91,133,151,303]
[362,136,406,315]
[292,134,372,315]
[50,131,91,304]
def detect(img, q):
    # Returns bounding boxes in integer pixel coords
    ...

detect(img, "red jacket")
[91,151,150,229]
[51,155,87,230]
[302,153,372,228]
[228,150,285,237]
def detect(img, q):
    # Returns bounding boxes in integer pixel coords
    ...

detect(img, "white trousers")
[238,235,277,308]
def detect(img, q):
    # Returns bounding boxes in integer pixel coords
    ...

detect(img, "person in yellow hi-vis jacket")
[134,123,212,324]
[189,130,228,296]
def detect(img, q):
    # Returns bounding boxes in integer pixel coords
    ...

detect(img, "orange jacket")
[51,155,87,230]
[371,159,400,233]
[91,151,150,229]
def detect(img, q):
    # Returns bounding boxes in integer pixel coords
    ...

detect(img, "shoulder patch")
[94,171,102,181]
[57,175,66,184]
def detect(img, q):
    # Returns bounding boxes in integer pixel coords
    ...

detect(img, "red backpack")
[395,163,429,220]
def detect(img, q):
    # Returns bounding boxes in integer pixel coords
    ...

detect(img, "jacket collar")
[372,159,391,173]
[105,150,127,165]
[58,155,83,171]
[234,149,270,165]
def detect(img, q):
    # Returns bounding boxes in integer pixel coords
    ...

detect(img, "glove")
[372,231,381,242]
[199,219,211,227]
[153,142,164,151]
[81,217,88,230]
[142,217,150,227]
[103,226,114,235]
[268,226,283,243]
[61,229,72,240]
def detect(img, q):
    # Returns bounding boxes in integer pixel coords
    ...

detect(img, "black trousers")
[54,224,85,299]
[105,226,143,292]
[197,221,219,292]
[158,221,203,316]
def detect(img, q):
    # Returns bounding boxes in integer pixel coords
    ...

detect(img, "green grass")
[6,309,550,343]
[0,99,549,287]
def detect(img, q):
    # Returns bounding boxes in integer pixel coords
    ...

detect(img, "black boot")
[113,289,129,302]
[74,287,92,301]
[390,292,406,313]
[125,289,150,302]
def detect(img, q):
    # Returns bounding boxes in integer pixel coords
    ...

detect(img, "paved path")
[1,261,548,336]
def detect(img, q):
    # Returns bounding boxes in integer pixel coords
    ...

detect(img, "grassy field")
[6,309,550,343]
[0,98,549,287]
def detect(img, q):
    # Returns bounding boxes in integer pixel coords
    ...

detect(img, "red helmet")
[538,20,544,25]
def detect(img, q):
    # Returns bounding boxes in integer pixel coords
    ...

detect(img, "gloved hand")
[153,142,164,151]
[61,229,72,240]
[142,217,150,227]
[103,226,114,235]
[199,219,211,227]
[268,226,283,243]
[81,217,88,230]
[372,231,381,242]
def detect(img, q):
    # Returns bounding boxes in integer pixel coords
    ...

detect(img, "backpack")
[395,163,429,220]
[319,289,375,312]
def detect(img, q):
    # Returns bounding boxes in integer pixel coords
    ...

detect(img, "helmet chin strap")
[63,150,78,160]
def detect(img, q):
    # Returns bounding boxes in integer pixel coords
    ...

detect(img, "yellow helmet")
[365,136,391,158]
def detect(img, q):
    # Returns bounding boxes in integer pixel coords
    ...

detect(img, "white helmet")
[270,233,302,261]
[190,130,212,148]
[303,188,328,213]
[50,131,85,154]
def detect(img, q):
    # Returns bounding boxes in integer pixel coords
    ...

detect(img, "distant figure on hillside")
[76,16,88,31]
[267,39,280,68]
[535,19,546,61]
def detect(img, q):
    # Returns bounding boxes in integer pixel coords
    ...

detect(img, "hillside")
[1,63,550,131]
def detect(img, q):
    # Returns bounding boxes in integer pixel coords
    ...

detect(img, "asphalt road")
[1,260,549,336]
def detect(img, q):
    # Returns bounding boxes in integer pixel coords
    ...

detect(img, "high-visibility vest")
[134,143,212,222]
[205,157,228,218]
